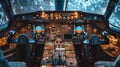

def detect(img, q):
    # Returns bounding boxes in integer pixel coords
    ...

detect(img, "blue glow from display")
[13,36,35,43]
[75,26,83,30]
[67,0,110,15]
[10,0,55,14]
[13,39,18,43]
[29,38,35,43]
[9,30,16,35]
[109,0,120,32]
[0,3,9,30]
[35,26,43,30]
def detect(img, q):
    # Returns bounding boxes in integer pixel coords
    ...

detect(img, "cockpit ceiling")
[66,0,110,15]
[10,0,110,15]
[109,0,120,32]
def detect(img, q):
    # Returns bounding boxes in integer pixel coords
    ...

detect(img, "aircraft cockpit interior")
[0,0,120,67]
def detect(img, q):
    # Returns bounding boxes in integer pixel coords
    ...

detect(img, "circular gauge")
[75,26,83,34]
[35,26,43,33]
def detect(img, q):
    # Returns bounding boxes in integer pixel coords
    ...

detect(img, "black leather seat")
[94,54,120,67]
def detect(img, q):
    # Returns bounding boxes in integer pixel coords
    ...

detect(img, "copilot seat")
[94,54,120,67]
